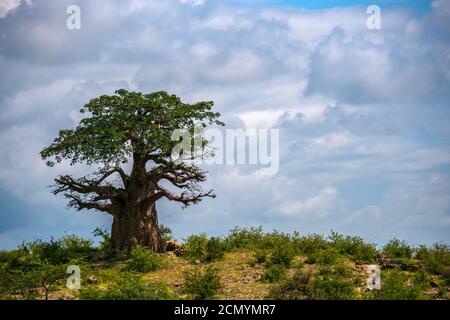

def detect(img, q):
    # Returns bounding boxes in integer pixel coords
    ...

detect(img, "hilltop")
[0,227,449,300]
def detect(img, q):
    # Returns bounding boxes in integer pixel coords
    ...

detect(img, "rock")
[377,253,400,269]
[174,248,185,257]
[165,240,183,252]
[86,275,98,284]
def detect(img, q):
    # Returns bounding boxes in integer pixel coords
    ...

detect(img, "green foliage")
[80,273,173,300]
[269,243,294,268]
[41,90,223,167]
[159,224,173,242]
[307,266,356,300]
[224,226,265,250]
[254,249,268,264]
[441,266,450,286]
[268,269,311,299]
[269,265,355,300]
[263,231,292,250]
[206,237,225,261]
[415,243,450,275]
[383,238,413,259]
[17,234,95,265]
[305,248,341,265]
[184,234,225,262]
[92,227,112,256]
[184,266,222,300]
[127,246,165,273]
[328,231,378,263]
[184,234,209,262]
[368,270,428,300]
[262,264,287,283]
[1,259,67,300]
[293,234,329,255]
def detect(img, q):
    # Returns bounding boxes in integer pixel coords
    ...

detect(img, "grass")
[0,227,448,300]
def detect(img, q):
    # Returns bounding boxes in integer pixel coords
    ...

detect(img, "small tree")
[41,90,223,251]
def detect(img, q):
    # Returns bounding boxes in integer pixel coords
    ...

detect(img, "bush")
[159,224,173,242]
[254,249,268,264]
[80,273,172,300]
[16,234,95,265]
[93,227,112,256]
[441,266,450,286]
[305,248,340,265]
[262,264,286,283]
[328,232,378,263]
[206,237,225,261]
[307,267,355,300]
[184,234,209,262]
[368,270,427,300]
[263,231,292,250]
[59,234,94,256]
[268,269,311,299]
[294,234,329,255]
[383,238,413,259]
[224,226,265,250]
[269,265,355,300]
[416,243,450,275]
[184,266,222,300]
[127,247,165,273]
[269,243,294,268]
[1,261,67,300]
[184,234,225,262]
[0,251,9,263]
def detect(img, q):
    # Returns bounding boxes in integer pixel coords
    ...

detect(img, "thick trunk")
[110,202,162,252]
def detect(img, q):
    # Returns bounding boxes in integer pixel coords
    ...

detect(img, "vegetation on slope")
[0,226,449,300]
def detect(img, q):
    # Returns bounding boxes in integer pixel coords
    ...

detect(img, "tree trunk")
[110,202,162,252]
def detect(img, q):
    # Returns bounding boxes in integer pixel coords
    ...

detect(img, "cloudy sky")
[0,0,449,249]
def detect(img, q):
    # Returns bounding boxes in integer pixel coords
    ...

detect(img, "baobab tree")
[41,89,223,251]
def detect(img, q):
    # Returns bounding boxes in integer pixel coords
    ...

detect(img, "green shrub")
[328,232,378,263]
[184,266,222,300]
[93,227,112,256]
[224,226,265,250]
[206,237,225,261]
[2,249,41,272]
[127,246,165,273]
[2,261,67,300]
[268,269,310,299]
[159,224,173,242]
[0,251,9,263]
[184,234,209,262]
[254,249,268,264]
[383,238,413,259]
[269,266,355,300]
[441,266,450,286]
[294,234,329,255]
[16,234,95,265]
[19,238,67,264]
[416,243,450,275]
[262,264,286,283]
[184,234,225,262]
[305,248,340,265]
[263,231,292,250]
[59,234,94,256]
[307,268,355,300]
[80,273,172,300]
[368,270,428,300]
[270,243,294,268]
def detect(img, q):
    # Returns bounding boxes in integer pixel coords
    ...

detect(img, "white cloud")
[0,0,449,247]
[279,186,340,219]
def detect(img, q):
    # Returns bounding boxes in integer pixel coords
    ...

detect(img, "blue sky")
[0,0,449,249]
[227,0,431,11]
